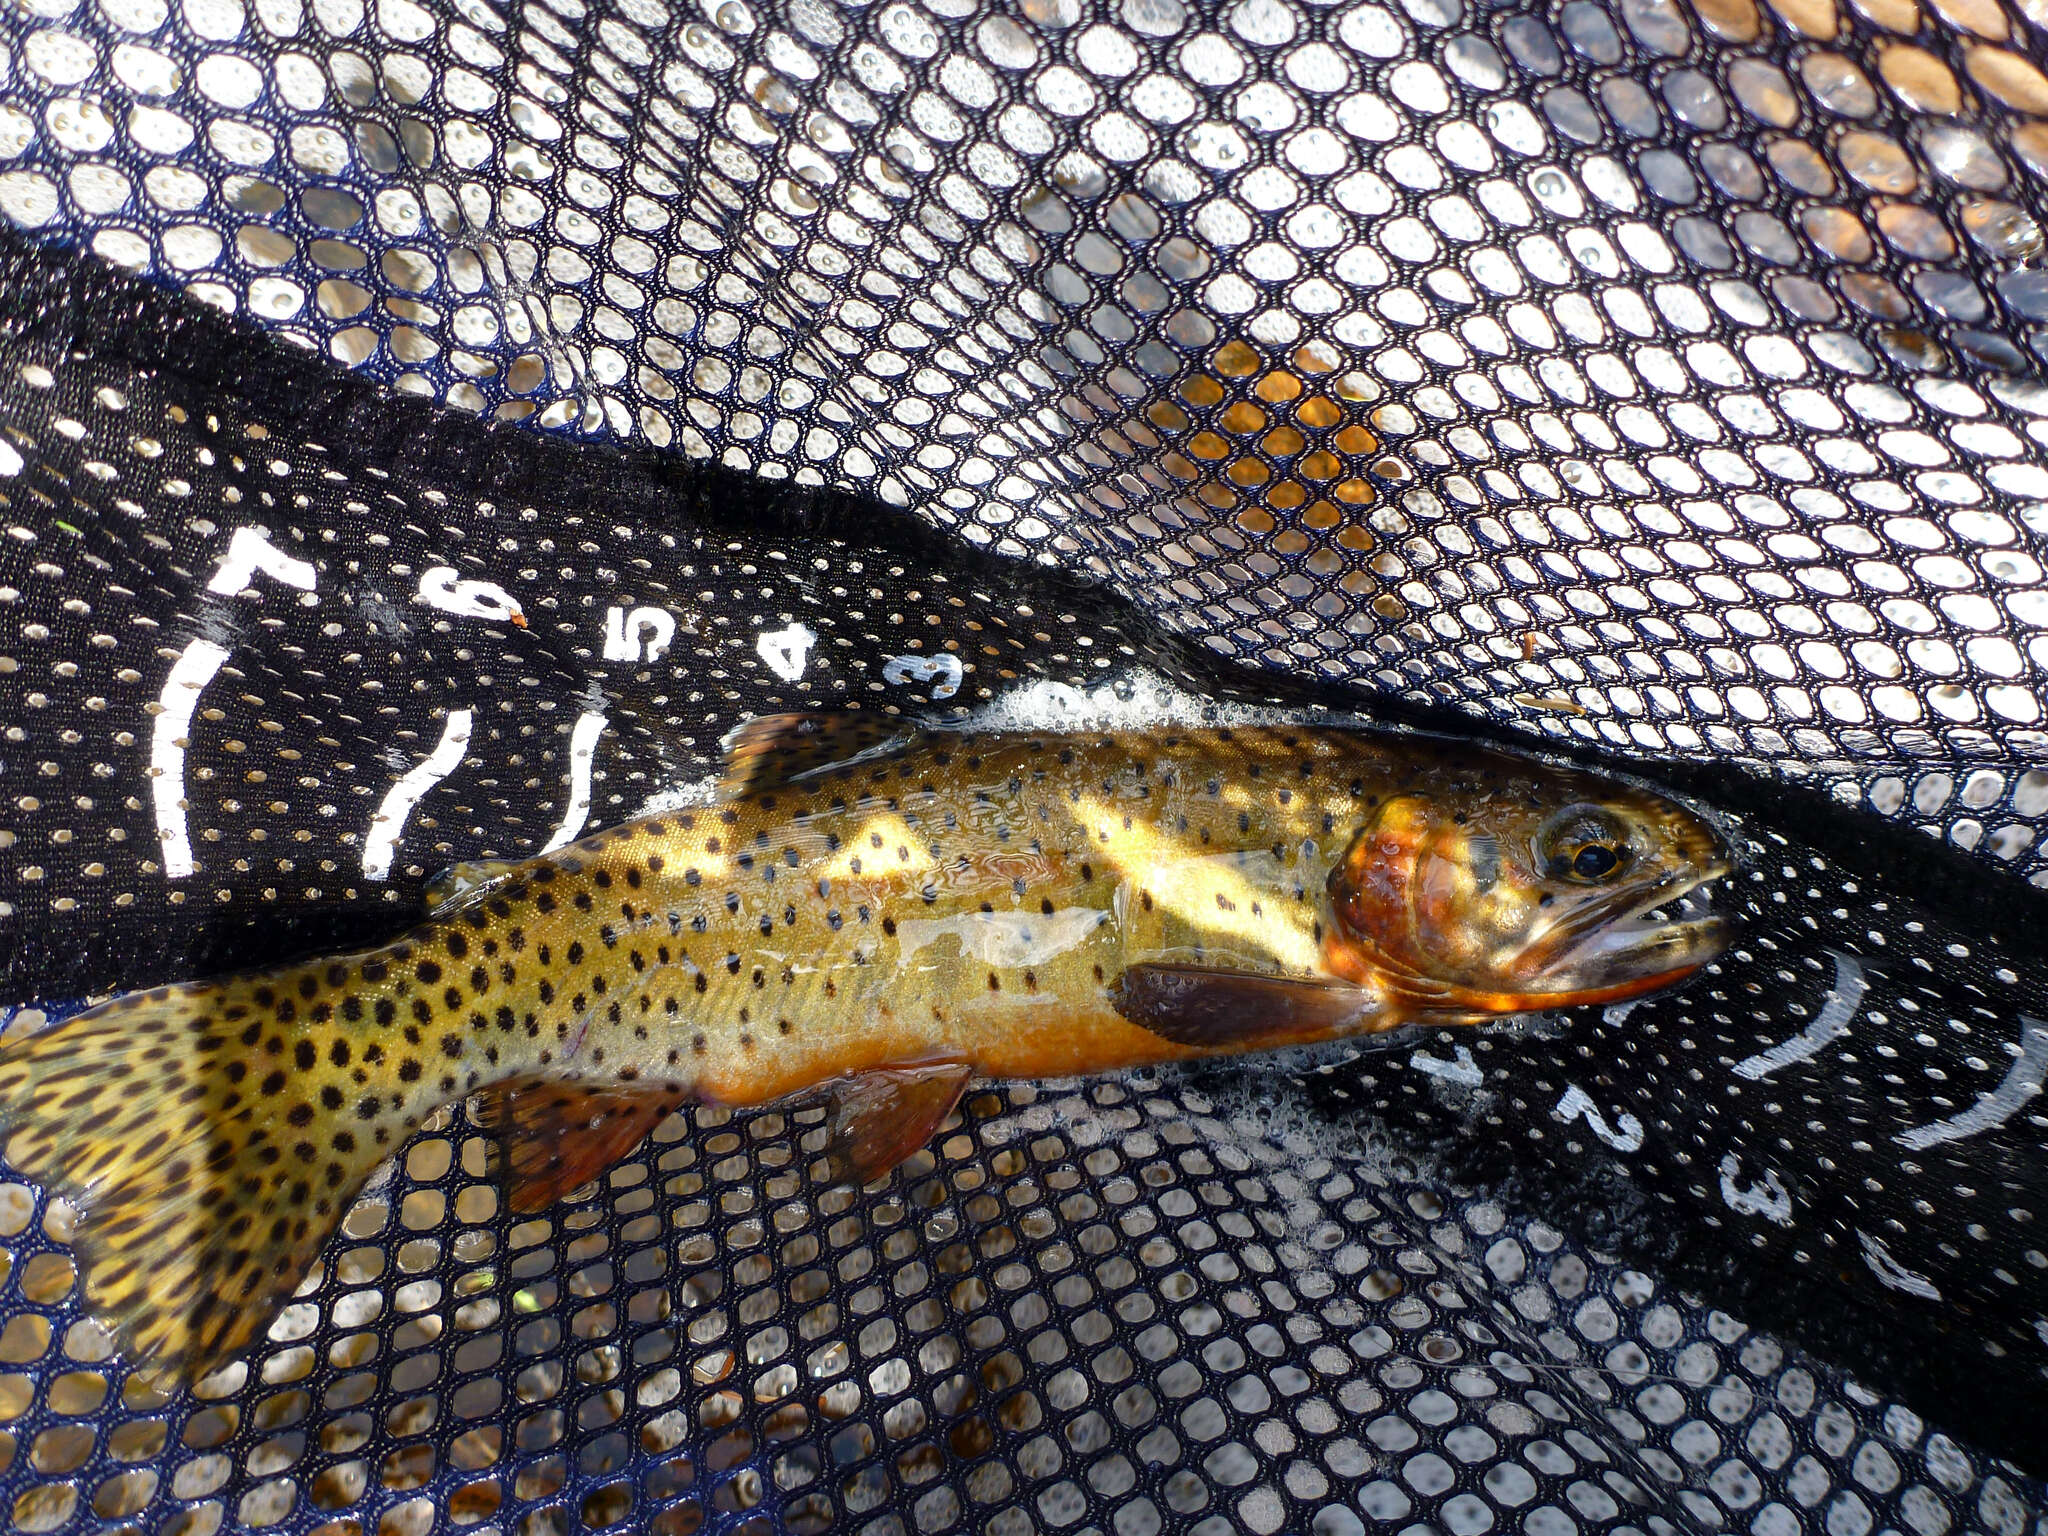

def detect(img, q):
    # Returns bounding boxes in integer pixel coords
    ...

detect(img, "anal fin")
[474,1078,689,1214]
[1111,963,1382,1048]
[813,1061,973,1188]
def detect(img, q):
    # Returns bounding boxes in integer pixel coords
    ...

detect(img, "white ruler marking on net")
[150,639,232,880]
[1732,951,1867,1081]
[1858,1230,1942,1302]
[1894,1017,2048,1151]
[541,711,609,854]
[207,525,316,596]
[362,710,475,881]
[1410,1045,1483,1088]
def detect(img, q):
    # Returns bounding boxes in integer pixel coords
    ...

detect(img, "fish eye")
[1572,843,1621,881]
[1538,806,1632,884]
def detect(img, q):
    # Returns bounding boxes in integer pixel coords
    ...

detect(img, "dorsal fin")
[473,1078,689,1214]
[717,712,913,799]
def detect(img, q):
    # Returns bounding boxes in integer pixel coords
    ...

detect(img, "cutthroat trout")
[0,716,1731,1383]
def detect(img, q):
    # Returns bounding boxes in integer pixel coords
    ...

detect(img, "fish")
[0,714,1731,1385]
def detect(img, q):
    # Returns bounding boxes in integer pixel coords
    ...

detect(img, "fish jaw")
[1322,855,1732,1023]
[1506,856,1733,999]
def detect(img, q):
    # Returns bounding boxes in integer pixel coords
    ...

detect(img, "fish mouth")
[1515,852,1735,996]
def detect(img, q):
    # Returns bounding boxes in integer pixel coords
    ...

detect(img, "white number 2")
[1551,1085,1644,1152]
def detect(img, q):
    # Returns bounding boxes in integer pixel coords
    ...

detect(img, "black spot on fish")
[295,1040,316,1070]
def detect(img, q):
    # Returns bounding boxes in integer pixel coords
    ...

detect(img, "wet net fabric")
[1,0,2047,1530]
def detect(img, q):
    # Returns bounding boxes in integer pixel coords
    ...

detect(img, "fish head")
[1326,766,1732,1018]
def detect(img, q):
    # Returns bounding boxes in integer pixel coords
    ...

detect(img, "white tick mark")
[1410,1044,1483,1088]
[150,639,231,880]
[363,710,474,880]
[541,711,609,853]
[206,525,317,597]
[1858,1229,1942,1301]
[1894,1017,2048,1150]
[1732,951,1867,1081]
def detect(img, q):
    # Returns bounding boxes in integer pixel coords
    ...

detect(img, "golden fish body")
[0,718,1730,1383]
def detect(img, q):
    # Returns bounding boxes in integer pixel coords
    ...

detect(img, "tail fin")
[0,978,395,1385]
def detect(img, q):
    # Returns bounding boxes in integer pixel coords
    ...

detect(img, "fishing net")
[1,0,2047,1529]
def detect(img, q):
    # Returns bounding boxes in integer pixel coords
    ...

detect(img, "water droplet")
[1919,124,2007,190]
[1837,130,1918,194]
[1960,198,2043,260]
[1800,52,1879,117]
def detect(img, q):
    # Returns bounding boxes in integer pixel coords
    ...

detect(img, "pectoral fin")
[474,1078,690,1214]
[813,1061,974,1187]
[1111,963,1382,1048]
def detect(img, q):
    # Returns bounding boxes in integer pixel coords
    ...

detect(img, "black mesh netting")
[2,0,2048,1530]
